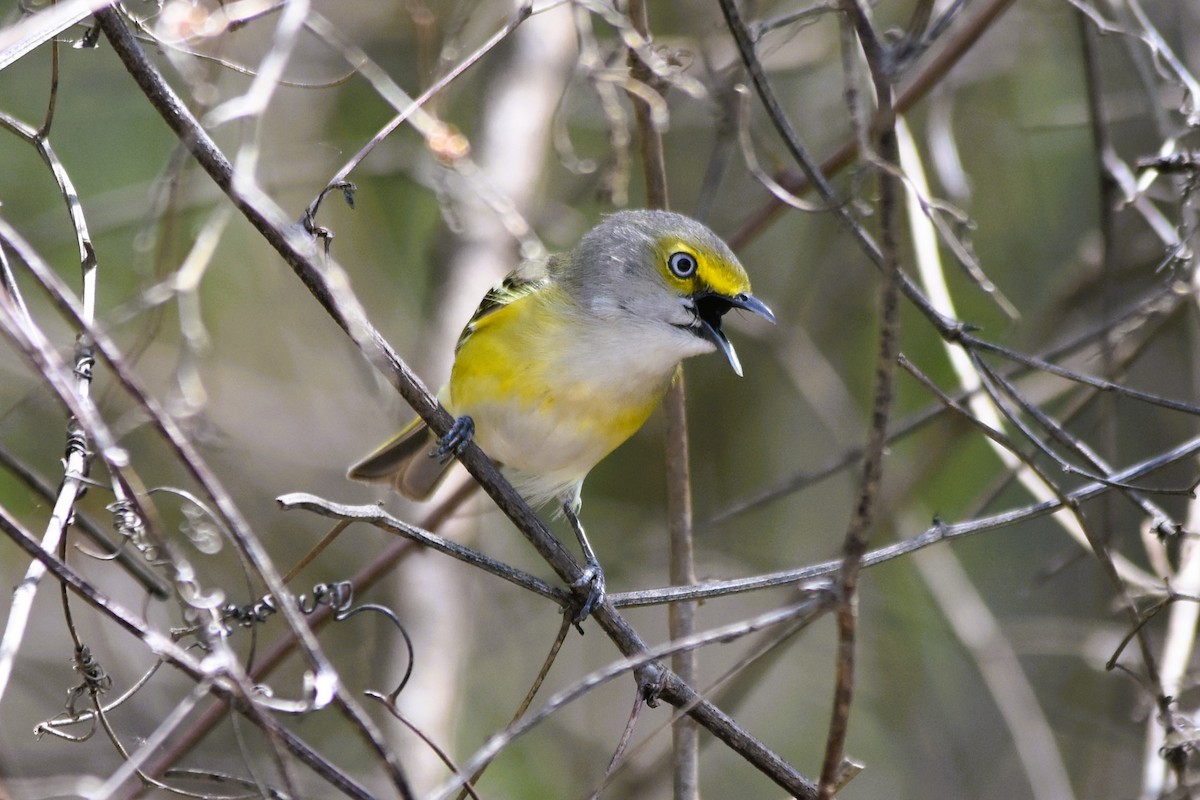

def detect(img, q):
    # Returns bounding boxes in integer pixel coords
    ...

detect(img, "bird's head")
[569,210,775,376]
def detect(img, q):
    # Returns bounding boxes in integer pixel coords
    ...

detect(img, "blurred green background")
[1,0,1198,797]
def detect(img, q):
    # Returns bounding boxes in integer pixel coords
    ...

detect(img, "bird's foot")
[636,663,666,707]
[433,415,474,462]
[570,558,606,632]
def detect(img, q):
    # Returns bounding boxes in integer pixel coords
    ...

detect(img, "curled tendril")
[179,501,222,554]
[108,498,156,560]
[220,582,414,700]
[147,487,230,555]
[336,602,415,703]
[66,645,112,717]
[222,581,355,629]
[72,348,95,381]
[62,425,91,466]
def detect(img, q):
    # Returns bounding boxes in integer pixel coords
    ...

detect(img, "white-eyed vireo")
[349,209,773,618]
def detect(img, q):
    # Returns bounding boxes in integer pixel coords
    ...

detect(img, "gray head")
[558,210,774,375]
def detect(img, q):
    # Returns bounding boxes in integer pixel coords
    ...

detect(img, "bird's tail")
[347,417,455,500]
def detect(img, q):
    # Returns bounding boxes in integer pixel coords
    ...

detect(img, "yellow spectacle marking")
[655,239,751,298]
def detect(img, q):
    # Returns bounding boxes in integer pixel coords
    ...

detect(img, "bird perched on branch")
[349,209,773,621]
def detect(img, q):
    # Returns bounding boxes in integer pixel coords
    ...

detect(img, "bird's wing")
[455,259,551,353]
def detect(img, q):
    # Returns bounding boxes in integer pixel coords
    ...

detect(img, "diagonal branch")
[94,9,818,796]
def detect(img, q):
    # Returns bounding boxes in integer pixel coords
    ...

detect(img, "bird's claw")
[570,559,606,632]
[636,663,666,707]
[433,415,475,462]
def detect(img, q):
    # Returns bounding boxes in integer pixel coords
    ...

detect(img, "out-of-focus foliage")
[1,0,1199,798]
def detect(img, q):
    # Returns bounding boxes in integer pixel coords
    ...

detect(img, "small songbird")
[349,209,773,619]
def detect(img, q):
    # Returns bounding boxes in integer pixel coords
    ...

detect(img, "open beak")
[693,292,775,377]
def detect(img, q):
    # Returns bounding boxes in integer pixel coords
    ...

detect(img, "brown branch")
[94,9,818,796]
[0,103,167,597]
[138,480,475,785]
[728,0,1017,251]
[818,3,903,794]
[0,505,379,800]
[1075,8,1180,792]
[718,0,958,347]
[625,2,700,796]
[305,2,535,223]
[428,595,832,800]
[710,283,1191,525]
[614,427,1199,609]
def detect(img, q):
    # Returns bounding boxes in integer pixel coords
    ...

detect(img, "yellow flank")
[448,284,669,500]
[448,288,564,415]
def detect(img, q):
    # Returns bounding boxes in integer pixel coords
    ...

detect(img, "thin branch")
[304,4,535,235]
[277,494,569,603]
[0,101,100,705]
[0,445,169,598]
[964,336,1200,417]
[718,0,961,345]
[0,0,116,71]
[818,4,902,793]
[624,1,699,796]
[427,594,832,800]
[94,11,818,794]
[0,275,94,711]
[612,432,1200,608]
[88,679,212,798]
[139,480,476,784]
[710,280,1190,526]
[717,0,875,261]
[729,0,1017,251]
[0,217,339,713]
[0,505,379,800]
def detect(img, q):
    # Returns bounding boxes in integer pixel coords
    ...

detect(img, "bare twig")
[0,217,340,712]
[612,429,1200,606]
[624,1,700,796]
[710,281,1190,525]
[719,0,961,348]
[0,99,101,705]
[304,4,536,234]
[278,494,569,603]
[0,441,168,598]
[817,5,903,793]
[94,12,819,794]
[0,505,380,800]
[729,0,1017,251]
[139,479,477,785]
[0,0,116,71]
[427,594,831,800]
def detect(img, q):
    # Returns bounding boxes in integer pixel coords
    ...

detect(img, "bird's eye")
[668,251,698,278]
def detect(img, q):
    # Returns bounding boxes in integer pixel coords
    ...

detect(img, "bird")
[349,209,774,621]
